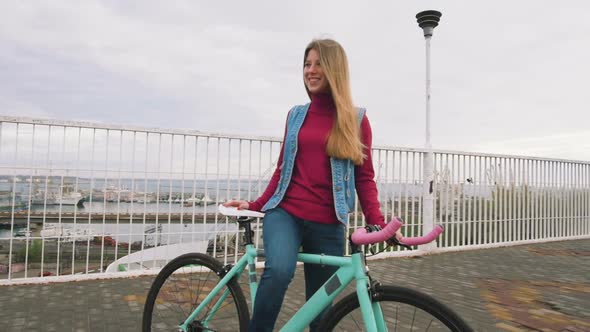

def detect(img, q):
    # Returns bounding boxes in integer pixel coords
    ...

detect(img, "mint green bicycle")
[142,207,472,331]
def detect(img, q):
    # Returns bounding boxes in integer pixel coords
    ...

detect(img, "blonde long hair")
[304,39,366,165]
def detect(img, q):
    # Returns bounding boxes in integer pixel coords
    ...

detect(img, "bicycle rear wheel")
[319,285,472,332]
[142,253,249,332]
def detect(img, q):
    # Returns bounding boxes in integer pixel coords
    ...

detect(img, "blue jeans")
[248,207,345,332]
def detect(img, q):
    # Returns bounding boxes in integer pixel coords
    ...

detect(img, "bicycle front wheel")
[142,253,249,332]
[319,285,472,332]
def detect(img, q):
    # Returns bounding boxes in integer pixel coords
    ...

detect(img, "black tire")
[318,285,473,332]
[142,253,249,332]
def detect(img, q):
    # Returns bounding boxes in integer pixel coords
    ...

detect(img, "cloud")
[475,131,590,162]
[0,96,51,119]
[0,1,309,133]
[0,1,589,161]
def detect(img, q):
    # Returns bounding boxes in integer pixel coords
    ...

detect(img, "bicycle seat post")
[236,216,255,245]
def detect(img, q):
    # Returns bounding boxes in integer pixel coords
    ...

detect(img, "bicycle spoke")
[426,319,434,331]
[319,286,471,332]
[172,272,188,319]
[395,305,398,332]
[143,253,249,331]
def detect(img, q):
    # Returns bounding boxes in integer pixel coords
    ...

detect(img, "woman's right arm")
[223,151,282,211]
[223,111,289,212]
[245,146,284,211]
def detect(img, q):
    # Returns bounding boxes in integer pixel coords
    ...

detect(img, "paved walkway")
[0,239,588,331]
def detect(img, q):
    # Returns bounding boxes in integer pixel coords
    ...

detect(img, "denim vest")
[261,103,366,225]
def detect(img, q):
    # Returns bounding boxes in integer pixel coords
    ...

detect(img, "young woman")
[223,38,401,332]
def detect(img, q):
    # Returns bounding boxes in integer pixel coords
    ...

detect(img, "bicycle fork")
[353,254,387,332]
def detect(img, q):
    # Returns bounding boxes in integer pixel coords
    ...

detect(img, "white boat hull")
[105,241,209,272]
[31,193,84,206]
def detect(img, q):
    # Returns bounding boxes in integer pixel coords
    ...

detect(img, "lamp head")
[416,10,442,37]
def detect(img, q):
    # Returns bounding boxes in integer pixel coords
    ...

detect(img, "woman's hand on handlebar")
[388,229,409,249]
[223,200,249,210]
[394,229,403,241]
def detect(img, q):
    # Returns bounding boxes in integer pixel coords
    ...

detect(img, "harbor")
[0,181,251,280]
[0,175,258,226]
[0,196,235,231]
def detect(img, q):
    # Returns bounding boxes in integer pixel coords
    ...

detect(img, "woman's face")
[304,49,330,95]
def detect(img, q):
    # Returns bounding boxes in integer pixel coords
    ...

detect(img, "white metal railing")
[1,115,589,284]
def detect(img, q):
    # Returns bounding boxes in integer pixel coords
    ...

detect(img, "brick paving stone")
[0,239,588,331]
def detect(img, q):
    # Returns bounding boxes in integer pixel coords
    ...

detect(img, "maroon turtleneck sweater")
[249,93,386,228]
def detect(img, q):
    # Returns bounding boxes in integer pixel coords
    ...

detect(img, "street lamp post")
[416,10,442,251]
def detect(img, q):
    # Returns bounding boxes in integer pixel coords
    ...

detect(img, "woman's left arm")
[355,114,387,229]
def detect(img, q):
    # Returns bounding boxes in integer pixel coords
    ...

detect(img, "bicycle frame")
[180,243,385,332]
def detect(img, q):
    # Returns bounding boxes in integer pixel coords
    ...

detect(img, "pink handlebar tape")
[398,225,444,246]
[351,218,402,245]
[351,218,444,246]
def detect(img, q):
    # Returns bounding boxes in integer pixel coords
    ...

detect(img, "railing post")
[416,10,442,251]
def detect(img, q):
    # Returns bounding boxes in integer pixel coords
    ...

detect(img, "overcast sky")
[1,1,589,162]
